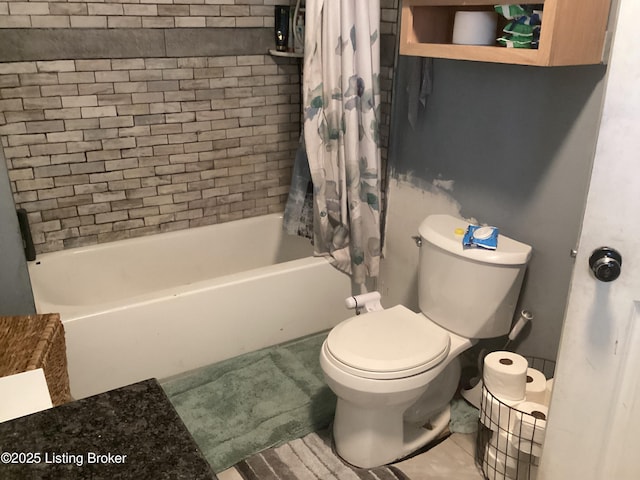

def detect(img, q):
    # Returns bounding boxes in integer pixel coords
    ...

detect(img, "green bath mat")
[161,332,336,473]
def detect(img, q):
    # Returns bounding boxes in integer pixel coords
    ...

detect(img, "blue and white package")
[463,225,499,250]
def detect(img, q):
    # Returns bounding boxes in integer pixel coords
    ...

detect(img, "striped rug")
[234,429,410,480]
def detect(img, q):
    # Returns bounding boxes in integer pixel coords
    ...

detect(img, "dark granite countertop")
[0,378,218,479]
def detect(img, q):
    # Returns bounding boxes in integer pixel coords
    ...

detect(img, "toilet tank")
[417,215,532,339]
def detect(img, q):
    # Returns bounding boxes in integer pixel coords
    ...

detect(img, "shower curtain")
[303,0,382,290]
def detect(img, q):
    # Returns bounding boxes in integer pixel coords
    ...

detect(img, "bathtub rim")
[34,255,333,323]
[28,212,323,319]
[28,213,293,264]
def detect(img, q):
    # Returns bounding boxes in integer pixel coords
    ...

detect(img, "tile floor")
[216,433,485,480]
[393,433,485,480]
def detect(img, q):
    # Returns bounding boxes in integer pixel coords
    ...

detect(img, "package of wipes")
[463,225,499,250]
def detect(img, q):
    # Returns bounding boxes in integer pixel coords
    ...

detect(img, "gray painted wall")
[382,57,607,360]
[0,146,35,314]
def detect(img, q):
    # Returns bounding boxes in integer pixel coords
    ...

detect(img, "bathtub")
[28,214,352,399]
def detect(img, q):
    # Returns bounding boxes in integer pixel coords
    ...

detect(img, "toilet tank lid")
[419,215,532,266]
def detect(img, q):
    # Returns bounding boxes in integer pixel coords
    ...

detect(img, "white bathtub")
[28,214,352,399]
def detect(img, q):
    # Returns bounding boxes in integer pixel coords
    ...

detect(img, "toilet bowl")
[320,214,533,468]
[320,305,474,468]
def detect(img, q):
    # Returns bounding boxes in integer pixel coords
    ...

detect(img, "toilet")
[320,214,532,468]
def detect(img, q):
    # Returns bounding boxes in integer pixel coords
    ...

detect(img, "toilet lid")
[326,305,450,380]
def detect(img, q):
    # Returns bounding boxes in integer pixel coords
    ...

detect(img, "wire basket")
[475,356,555,480]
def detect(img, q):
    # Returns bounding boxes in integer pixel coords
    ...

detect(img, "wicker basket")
[0,314,72,406]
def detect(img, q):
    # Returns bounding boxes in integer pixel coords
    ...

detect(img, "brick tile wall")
[1,55,301,253]
[0,0,282,29]
[0,0,400,33]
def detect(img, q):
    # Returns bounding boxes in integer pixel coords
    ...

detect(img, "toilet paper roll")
[525,368,547,404]
[452,11,498,46]
[515,438,544,458]
[483,432,540,480]
[484,442,518,479]
[517,461,538,480]
[489,429,520,459]
[483,351,528,401]
[544,378,554,406]
[512,401,548,445]
[485,431,539,480]
[480,388,522,432]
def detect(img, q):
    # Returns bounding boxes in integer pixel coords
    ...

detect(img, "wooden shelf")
[399,0,612,66]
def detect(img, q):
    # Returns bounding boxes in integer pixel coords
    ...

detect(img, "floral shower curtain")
[303,0,382,290]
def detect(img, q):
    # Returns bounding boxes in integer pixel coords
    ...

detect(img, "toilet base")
[403,405,451,456]
[332,399,451,469]
[320,331,474,469]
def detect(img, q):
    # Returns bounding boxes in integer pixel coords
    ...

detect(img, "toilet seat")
[325,305,451,380]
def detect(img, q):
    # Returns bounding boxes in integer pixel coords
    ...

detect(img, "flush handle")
[589,247,622,282]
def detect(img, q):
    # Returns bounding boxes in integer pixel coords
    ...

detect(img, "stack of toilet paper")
[479,351,554,480]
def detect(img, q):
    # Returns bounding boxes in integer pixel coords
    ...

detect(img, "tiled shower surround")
[0,2,280,29]
[0,0,399,254]
[1,55,300,252]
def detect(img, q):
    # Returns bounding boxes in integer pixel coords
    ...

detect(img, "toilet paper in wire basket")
[480,387,522,432]
[512,401,548,446]
[483,351,528,401]
[484,439,518,479]
[525,368,547,404]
